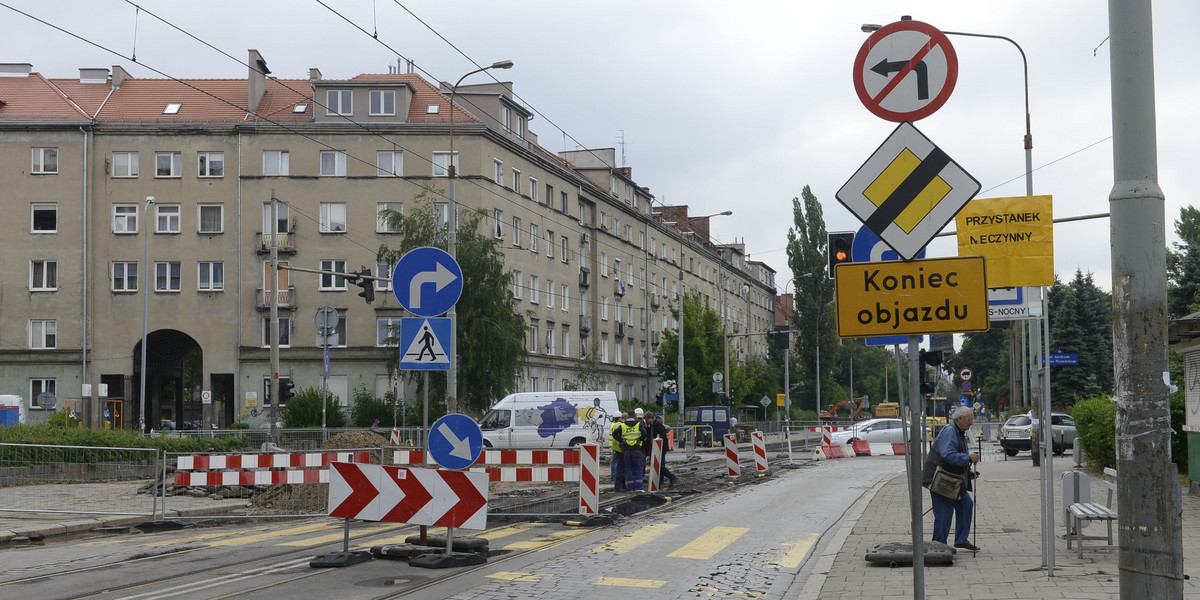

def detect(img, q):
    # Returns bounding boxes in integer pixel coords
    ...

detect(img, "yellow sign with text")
[835,257,990,337]
[776,393,786,407]
[955,195,1053,287]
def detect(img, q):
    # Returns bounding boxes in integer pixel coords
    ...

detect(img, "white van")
[478,391,619,449]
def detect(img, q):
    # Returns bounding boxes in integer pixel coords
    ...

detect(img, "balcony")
[615,322,626,338]
[579,315,592,334]
[257,287,297,310]
[256,231,296,254]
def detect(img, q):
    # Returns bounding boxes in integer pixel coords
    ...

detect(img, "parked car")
[999,412,1077,456]
[829,418,907,445]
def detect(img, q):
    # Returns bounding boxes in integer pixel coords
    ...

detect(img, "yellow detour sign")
[776,394,786,407]
[955,195,1053,287]
[835,256,990,337]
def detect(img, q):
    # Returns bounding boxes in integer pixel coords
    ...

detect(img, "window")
[31,203,56,233]
[639,231,645,249]
[31,147,58,174]
[512,217,522,246]
[426,104,440,114]
[434,202,450,229]
[326,90,352,116]
[601,333,609,362]
[432,151,459,177]
[601,296,609,321]
[319,202,347,233]
[163,102,182,114]
[546,230,555,259]
[263,202,290,234]
[263,150,289,176]
[624,224,632,242]
[198,262,224,291]
[155,152,182,177]
[320,150,347,176]
[198,204,223,234]
[513,169,521,194]
[375,260,394,291]
[512,271,522,299]
[547,280,555,309]
[530,178,538,203]
[561,236,569,262]
[615,339,623,364]
[639,268,646,289]
[113,205,139,233]
[494,209,504,238]
[530,225,539,253]
[377,150,402,177]
[197,151,224,177]
[369,90,395,116]
[29,319,56,349]
[545,184,553,207]
[529,323,540,354]
[262,316,291,347]
[112,151,138,178]
[155,262,181,292]
[30,260,57,291]
[328,314,348,347]
[292,103,307,113]
[501,106,512,132]
[561,284,569,312]
[320,259,348,290]
[614,259,622,283]
[377,202,402,233]
[493,158,504,185]
[156,205,181,233]
[112,262,138,291]
[530,275,540,304]
[560,191,568,213]
[547,323,556,354]
[30,378,55,409]
[377,317,402,346]
[562,327,570,357]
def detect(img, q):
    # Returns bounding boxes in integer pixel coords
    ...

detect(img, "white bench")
[1066,467,1117,558]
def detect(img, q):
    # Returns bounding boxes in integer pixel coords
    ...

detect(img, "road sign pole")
[906,336,925,597]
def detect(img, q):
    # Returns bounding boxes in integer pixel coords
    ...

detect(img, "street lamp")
[140,195,154,434]
[445,59,513,414]
[677,210,731,432]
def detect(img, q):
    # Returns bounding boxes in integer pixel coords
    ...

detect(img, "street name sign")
[835,256,989,337]
[392,246,463,318]
[853,19,958,122]
[328,462,488,530]
[987,286,1041,321]
[956,195,1054,287]
[836,122,980,260]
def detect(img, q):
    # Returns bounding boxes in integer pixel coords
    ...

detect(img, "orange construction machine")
[820,397,871,420]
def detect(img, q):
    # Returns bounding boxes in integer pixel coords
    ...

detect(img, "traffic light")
[278,378,295,404]
[353,267,375,304]
[827,232,855,278]
[919,349,943,395]
[773,328,790,350]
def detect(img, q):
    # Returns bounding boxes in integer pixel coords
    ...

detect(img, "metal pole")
[269,191,280,446]
[906,336,924,598]
[1109,1,1183,595]
[140,195,154,434]
[1041,288,1054,575]
[722,270,729,402]
[677,269,685,429]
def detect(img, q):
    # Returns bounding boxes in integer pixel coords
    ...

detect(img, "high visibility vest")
[610,422,623,452]
[619,422,643,450]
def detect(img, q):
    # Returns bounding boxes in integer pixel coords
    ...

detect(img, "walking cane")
[972,435,981,557]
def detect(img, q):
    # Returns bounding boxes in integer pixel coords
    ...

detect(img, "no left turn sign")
[853,20,958,122]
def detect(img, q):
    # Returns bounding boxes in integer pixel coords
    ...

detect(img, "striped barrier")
[809,426,851,432]
[752,431,768,473]
[389,428,400,445]
[392,449,580,469]
[174,451,370,486]
[579,444,599,515]
[725,434,740,477]
[648,437,664,493]
[822,426,833,447]
[814,441,911,460]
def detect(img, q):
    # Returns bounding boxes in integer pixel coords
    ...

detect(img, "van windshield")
[479,409,510,430]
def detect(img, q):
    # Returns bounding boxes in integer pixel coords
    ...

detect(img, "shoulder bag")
[930,465,965,500]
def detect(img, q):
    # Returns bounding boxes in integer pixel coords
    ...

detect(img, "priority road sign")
[853,19,958,122]
[392,246,463,318]
[834,256,989,337]
[428,413,484,471]
[836,121,980,260]
[400,317,452,371]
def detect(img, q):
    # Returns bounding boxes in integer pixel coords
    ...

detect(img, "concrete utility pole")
[269,191,280,446]
[1108,2,1184,596]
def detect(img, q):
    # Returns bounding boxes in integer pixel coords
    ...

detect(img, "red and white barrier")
[328,462,488,530]
[648,437,663,493]
[174,451,370,486]
[809,426,851,432]
[470,466,578,482]
[822,426,833,447]
[725,434,740,477]
[392,449,580,467]
[579,444,599,515]
[389,428,400,445]
[752,431,768,473]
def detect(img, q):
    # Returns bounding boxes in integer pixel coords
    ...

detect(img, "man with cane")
[922,406,981,552]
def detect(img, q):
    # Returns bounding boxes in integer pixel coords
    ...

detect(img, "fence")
[0,443,160,517]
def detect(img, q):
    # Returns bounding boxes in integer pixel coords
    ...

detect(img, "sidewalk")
[800,450,1200,599]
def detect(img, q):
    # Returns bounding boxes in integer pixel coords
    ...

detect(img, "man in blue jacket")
[922,406,981,551]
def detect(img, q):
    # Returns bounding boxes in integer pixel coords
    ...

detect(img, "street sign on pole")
[328,462,488,529]
[392,247,463,318]
[834,256,990,337]
[428,414,484,471]
[315,306,338,334]
[853,19,958,122]
[854,225,926,347]
[399,317,452,371]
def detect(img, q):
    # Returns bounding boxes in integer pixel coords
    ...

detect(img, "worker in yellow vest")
[610,413,626,491]
[616,412,648,491]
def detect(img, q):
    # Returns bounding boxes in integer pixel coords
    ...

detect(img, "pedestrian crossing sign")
[399,317,452,371]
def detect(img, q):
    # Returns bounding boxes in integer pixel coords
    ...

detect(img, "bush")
[1073,396,1115,470]
[0,424,251,454]
[280,387,347,428]
[349,385,424,427]
[1172,390,1188,475]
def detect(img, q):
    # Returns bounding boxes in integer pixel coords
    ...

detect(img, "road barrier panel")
[579,444,599,515]
[648,437,664,493]
[725,434,740,477]
[751,431,768,473]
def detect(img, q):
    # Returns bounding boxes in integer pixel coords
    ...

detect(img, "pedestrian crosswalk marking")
[774,533,820,568]
[505,528,590,550]
[667,526,748,560]
[590,523,680,554]
[596,576,667,588]
[208,522,339,547]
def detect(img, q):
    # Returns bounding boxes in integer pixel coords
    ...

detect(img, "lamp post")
[677,210,731,432]
[140,195,154,434]
[445,60,513,414]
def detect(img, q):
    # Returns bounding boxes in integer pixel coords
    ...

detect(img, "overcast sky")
[3,1,1196,293]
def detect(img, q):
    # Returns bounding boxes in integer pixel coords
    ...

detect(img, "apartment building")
[0,53,775,429]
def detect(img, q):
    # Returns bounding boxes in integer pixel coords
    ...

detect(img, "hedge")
[1073,393,1187,474]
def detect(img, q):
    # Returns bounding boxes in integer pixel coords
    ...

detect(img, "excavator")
[820,397,871,420]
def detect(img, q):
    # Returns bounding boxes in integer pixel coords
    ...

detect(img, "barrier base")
[403,534,489,553]
[309,550,373,568]
[410,551,488,569]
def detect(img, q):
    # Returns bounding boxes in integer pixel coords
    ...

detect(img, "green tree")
[1168,206,1200,318]
[655,291,726,406]
[280,387,347,428]
[946,322,1013,413]
[1047,270,1113,405]
[378,188,527,415]
[784,186,837,413]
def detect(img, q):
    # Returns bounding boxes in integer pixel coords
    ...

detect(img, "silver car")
[829,418,907,445]
[999,412,1077,456]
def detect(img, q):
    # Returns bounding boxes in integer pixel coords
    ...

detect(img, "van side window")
[480,410,510,429]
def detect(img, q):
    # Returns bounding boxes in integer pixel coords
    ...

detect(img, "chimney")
[0,63,32,77]
[79,68,109,84]
[248,49,269,114]
[111,65,129,88]
[308,68,322,83]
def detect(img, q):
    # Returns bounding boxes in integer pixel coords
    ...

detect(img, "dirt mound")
[247,430,387,514]
[321,430,389,455]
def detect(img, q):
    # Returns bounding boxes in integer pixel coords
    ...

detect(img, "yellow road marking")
[504,528,590,550]
[591,523,679,554]
[367,526,443,547]
[667,526,748,560]
[475,522,541,540]
[208,522,339,547]
[774,533,819,568]
[596,576,666,588]
[487,571,547,582]
[277,523,408,546]
[141,528,272,547]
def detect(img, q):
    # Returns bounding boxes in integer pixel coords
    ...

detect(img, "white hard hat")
[634,408,644,416]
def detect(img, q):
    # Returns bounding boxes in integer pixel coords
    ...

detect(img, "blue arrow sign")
[856,226,927,347]
[429,413,483,470]
[399,317,452,371]
[392,247,463,317]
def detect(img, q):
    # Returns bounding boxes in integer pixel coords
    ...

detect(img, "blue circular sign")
[429,413,483,470]
[392,247,463,317]
[852,225,925,263]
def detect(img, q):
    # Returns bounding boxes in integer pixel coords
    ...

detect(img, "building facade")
[0,53,775,428]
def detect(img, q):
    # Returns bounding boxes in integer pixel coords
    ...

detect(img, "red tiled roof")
[250,79,313,122]
[345,73,477,124]
[0,73,91,122]
[96,78,250,124]
[46,78,115,118]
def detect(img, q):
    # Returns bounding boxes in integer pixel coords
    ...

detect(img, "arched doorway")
[133,330,201,432]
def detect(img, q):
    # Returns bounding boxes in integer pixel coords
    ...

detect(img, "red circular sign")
[853,20,958,122]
